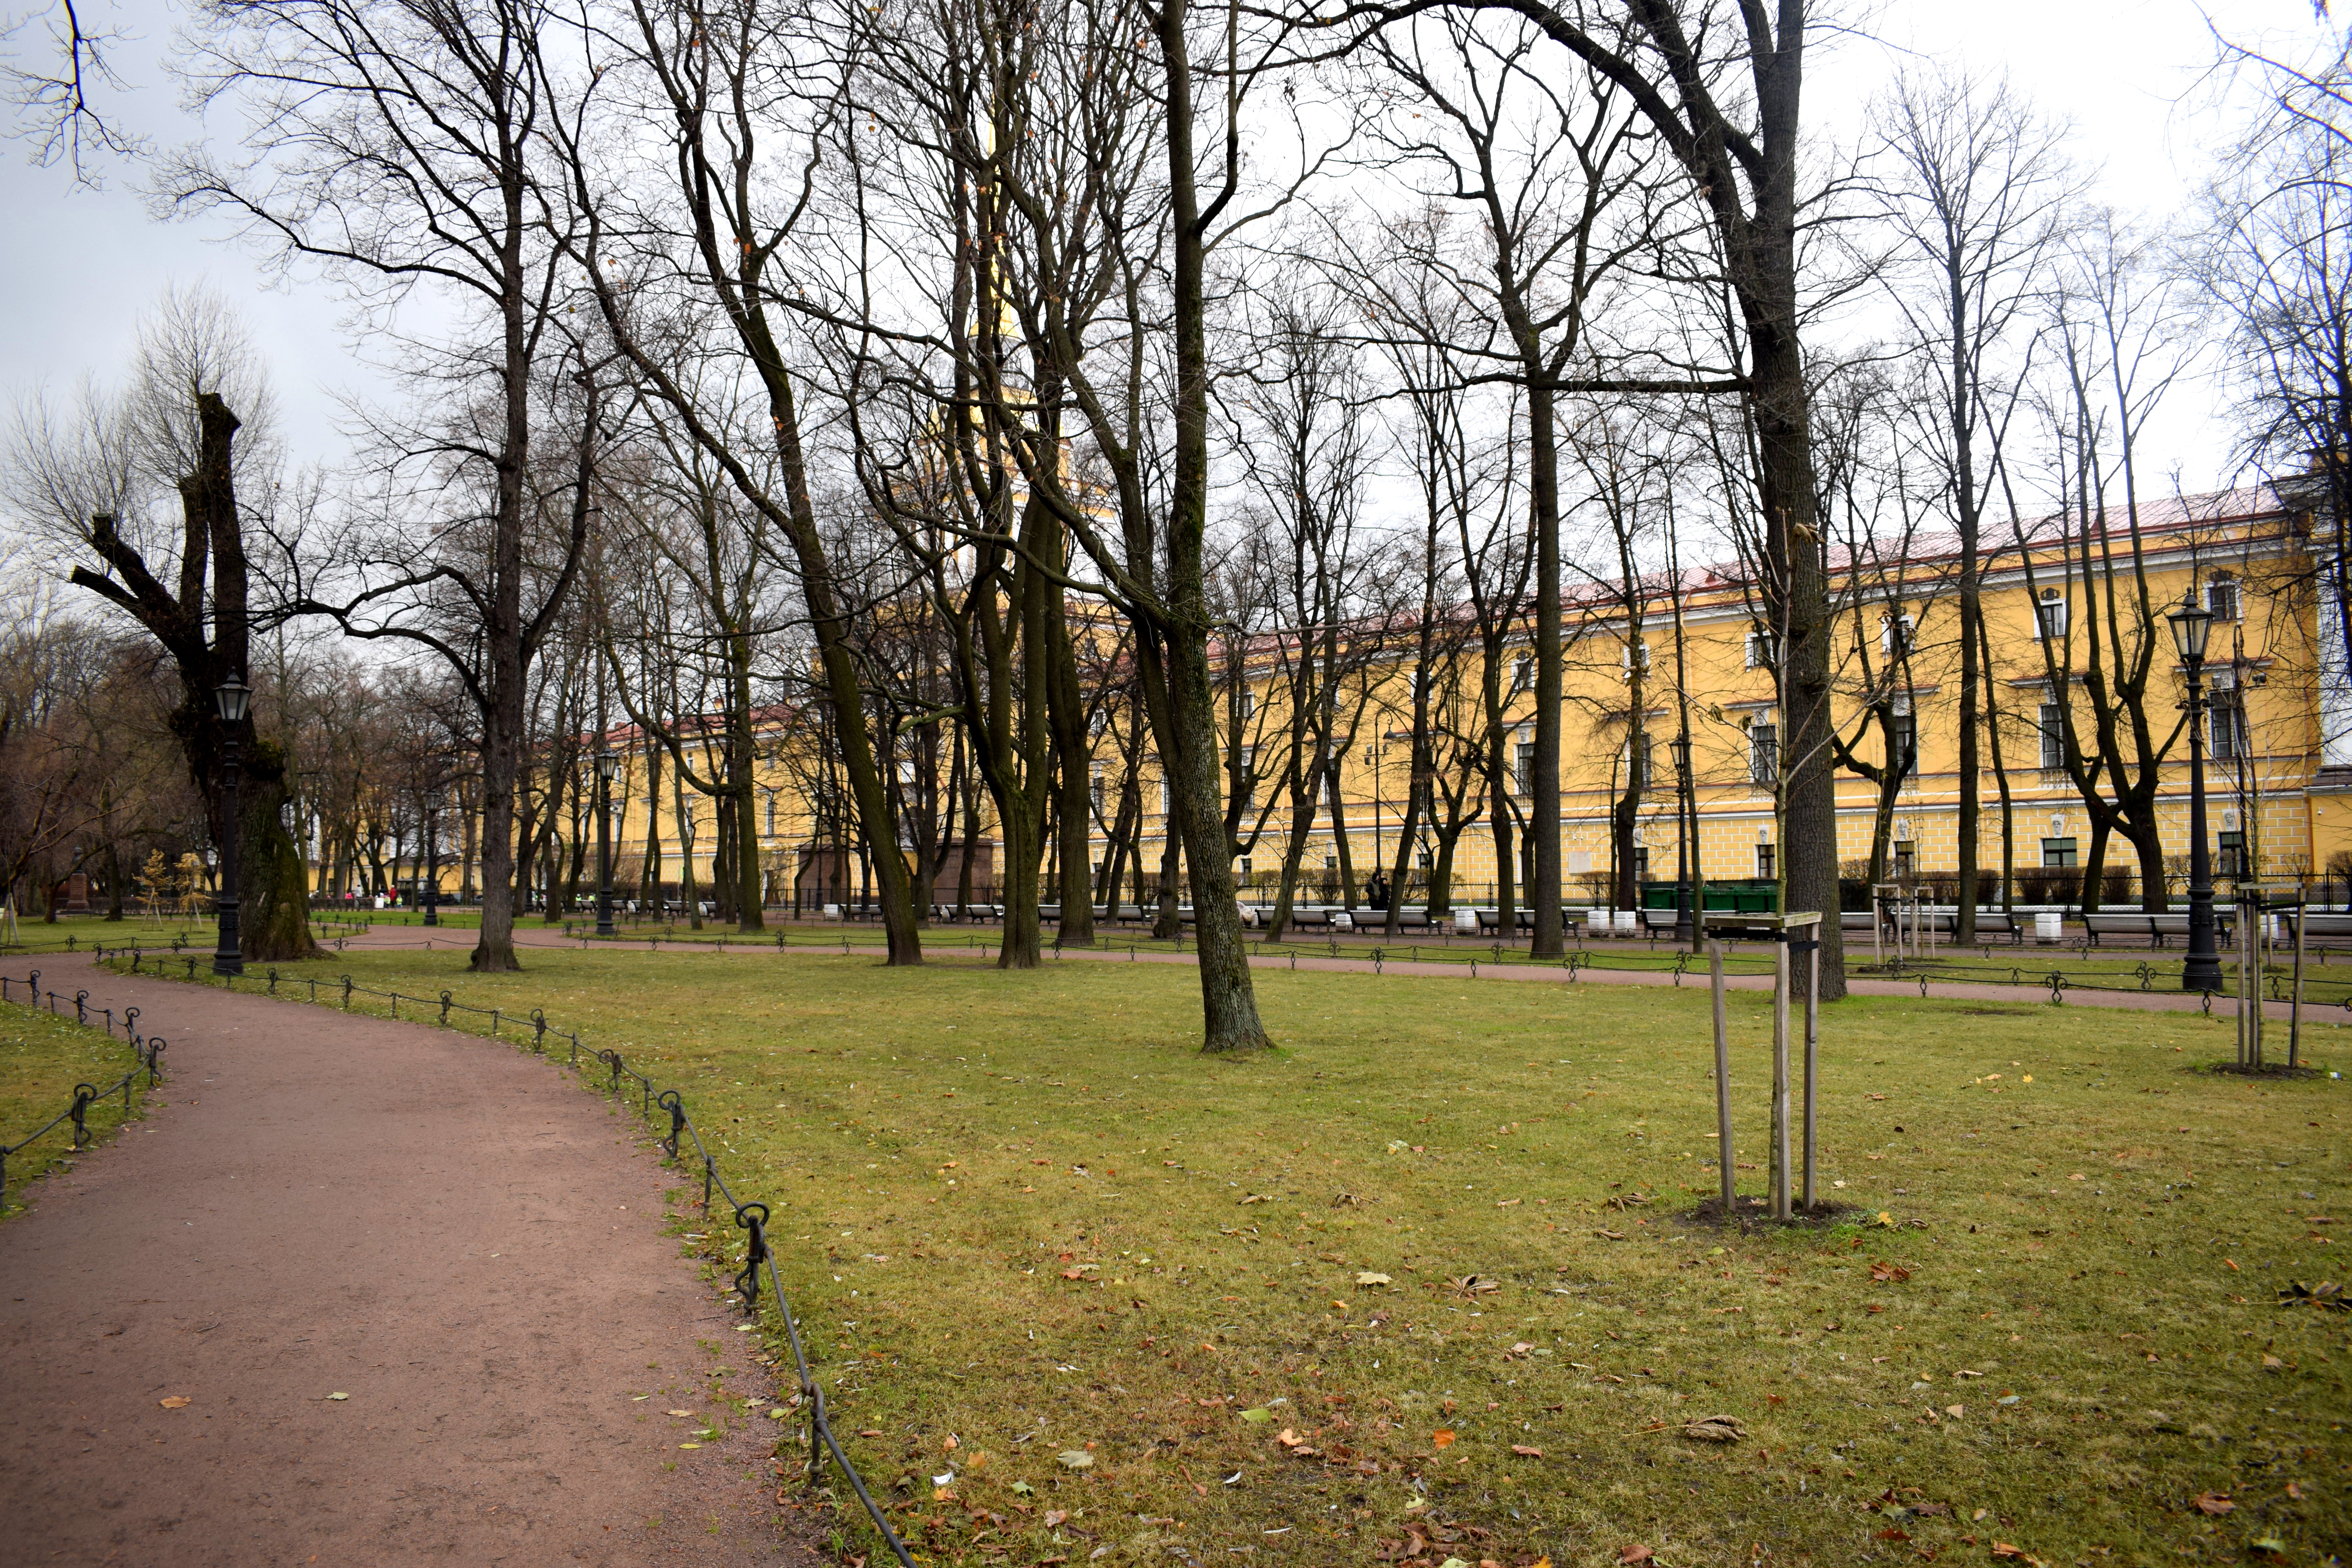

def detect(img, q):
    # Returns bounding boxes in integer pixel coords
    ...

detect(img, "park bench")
[2301,911,2352,940]
[2083,911,2239,948]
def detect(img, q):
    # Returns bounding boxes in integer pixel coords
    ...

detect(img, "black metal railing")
[85,949,915,1568]
[0,969,166,1211]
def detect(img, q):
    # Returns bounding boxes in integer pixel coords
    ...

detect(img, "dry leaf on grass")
[2194,1492,2234,1516]
[1868,1261,1911,1283]
[1618,1546,1654,1564]
[1056,1450,1094,1469]
[1356,1271,1393,1287]
[158,1396,191,1409]
[1510,1444,1544,1458]
[1431,1429,1456,1449]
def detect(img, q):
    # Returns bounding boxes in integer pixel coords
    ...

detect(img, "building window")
[2041,837,2078,868]
[1324,855,1338,869]
[1237,856,1252,880]
[1880,611,1915,656]
[1511,653,1532,693]
[1890,712,1916,780]
[2217,830,2246,879]
[1624,732,1653,789]
[2207,574,2239,623]
[1090,764,1106,815]
[1744,626,1778,669]
[1238,688,1256,719]
[1631,846,1650,882]
[1417,851,1432,869]
[2212,698,2247,760]
[2038,702,2065,770]
[1893,840,1916,880]
[764,792,777,837]
[1755,841,1776,879]
[1748,720,1778,786]
[1158,779,1170,818]
[1515,740,1535,796]
[1620,642,1650,679]
[2036,588,2067,639]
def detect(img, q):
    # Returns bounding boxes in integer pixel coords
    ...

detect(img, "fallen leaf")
[666,1409,694,1417]
[1595,1229,1628,1241]
[1044,1508,1068,1527]
[1239,1408,1272,1423]
[1276,1428,1305,1448]
[327,1392,349,1402]
[2194,1491,2234,1516]
[1056,1450,1094,1469]
[1618,1547,1653,1565]
[1431,1429,1456,1449]
[1010,1481,1034,1496]
[1510,1444,1544,1457]
[1875,1527,1911,1542]
[158,1396,191,1409]
[1869,1261,1911,1284]
[1678,1414,1744,1443]
[1356,1271,1393,1287]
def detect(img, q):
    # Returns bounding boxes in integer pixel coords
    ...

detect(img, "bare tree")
[167,0,604,971]
[1872,64,2073,940]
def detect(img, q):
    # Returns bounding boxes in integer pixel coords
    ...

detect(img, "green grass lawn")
[0,1000,152,1218]
[134,947,2350,1567]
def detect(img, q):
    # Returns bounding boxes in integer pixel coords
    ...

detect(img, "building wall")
[449,488,2342,907]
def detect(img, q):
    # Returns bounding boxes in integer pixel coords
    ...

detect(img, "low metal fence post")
[69,1083,94,1148]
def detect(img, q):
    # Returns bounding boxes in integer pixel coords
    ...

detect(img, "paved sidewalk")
[0,955,805,1568]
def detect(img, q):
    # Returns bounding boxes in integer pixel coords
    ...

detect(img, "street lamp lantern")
[214,674,251,725]
[2168,589,2225,993]
[211,673,250,976]
[2167,590,2213,663]
[594,748,619,937]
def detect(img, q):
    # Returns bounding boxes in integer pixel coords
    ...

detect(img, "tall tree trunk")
[1151,0,1269,1050]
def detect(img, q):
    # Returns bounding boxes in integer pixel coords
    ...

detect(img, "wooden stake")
[1710,939,1733,1214]
[1772,932,1791,1221]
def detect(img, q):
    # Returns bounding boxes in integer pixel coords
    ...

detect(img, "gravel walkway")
[0,954,813,1568]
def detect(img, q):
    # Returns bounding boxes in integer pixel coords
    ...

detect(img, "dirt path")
[328,923,2345,1030]
[0,954,813,1568]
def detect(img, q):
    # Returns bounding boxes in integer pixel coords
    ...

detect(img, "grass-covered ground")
[0,999,152,1218]
[113,948,2352,1566]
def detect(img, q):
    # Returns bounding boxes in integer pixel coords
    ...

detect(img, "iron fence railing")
[84,947,915,1568]
[0,969,166,1210]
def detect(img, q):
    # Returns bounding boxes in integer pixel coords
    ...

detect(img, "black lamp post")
[1668,731,1694,946]
[211,674,250,976]
[422,766,443,927]
[595,748,619,938]
[2169,590,2225,993]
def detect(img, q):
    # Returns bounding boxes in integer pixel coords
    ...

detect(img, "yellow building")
[569,482,2347,915]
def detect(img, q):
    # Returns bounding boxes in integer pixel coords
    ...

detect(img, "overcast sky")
[0,0,2339,491]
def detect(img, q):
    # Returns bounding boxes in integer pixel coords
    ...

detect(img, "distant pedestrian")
[1367,871,1391,911]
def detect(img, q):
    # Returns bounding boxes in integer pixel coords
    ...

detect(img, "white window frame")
[2036,589,2068,640]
